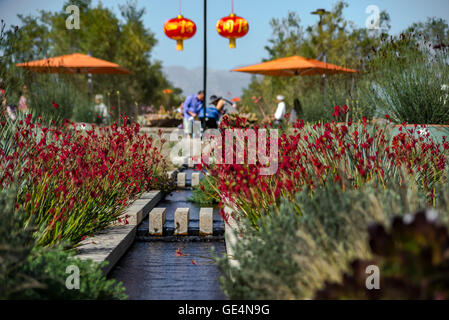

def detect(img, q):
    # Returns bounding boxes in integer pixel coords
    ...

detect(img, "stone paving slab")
[191,172,200,186]
[199,208,214,236]
[137,189,224,238]
[74,190,161,274]
[149,208,166,236]
[115,191,162,226]
[136,235,225,242]
[174,208,190,235]
[75,224,137,275]
[177,172,186,188]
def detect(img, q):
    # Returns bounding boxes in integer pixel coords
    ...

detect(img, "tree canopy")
[2,0,180,120]
[240,1,448,122]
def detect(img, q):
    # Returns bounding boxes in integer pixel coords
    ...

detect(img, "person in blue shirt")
[199,95,233,129]
[183,90,204,137]
[198,105,221,129]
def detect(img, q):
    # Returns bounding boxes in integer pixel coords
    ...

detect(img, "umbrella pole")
[88,80,92,106]
[107,92,111,117]
[323,76,326,96]
[323,51,327,106]
[88,51,93,105]
[117,91,121,122]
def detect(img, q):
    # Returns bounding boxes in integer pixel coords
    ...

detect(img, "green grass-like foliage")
[316,211,449,299]
[217,174,449,299]
[0,187,127,300]
[0,187,38,298]
[15,246,127,300]
[188,178,219,206]
[1,114,171,247]
[362,33,449,124]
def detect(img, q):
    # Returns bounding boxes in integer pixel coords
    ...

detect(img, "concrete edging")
[74,190,162,274]
[223,206,241,268]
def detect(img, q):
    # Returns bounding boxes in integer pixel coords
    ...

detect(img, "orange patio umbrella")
[16,53,133,75]
[231,55,356,77]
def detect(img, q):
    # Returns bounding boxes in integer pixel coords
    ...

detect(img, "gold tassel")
[229,38,236,49]
[176,40,183,51]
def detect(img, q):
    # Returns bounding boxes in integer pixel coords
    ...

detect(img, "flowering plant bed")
[392,124,449,144]
[202,109,449,227]
[1,114,171,247]
[211,111,449,300]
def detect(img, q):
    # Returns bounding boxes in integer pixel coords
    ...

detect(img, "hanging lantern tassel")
[176,40,183,51]
[217,13,249,49]
[164,15,197,51]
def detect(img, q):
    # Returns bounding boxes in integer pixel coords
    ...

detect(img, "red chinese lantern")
[217,13,249,48]
[164,15,197,51]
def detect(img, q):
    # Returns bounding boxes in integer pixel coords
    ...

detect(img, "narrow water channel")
[109,169,227,300]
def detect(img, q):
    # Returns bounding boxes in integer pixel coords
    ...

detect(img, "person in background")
[1,90,18,121]
[183,90,204,137]
[289,98,303,123]
[209,95,237,116]
[18,85,29,112]
[442,84,448,106]
[176,100,184,130]
[94,94,109,125]
[1,89,7,119]
[274,95,286,126]
[0,82,5,115]
[198,95,223,129]
[177,100,184,115]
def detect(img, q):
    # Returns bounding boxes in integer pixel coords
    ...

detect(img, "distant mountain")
[162,65,253,99]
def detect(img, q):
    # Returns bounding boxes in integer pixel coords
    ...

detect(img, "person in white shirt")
[289,98,303,123]
[442,84,448,106]
[274,95,286,125]
[94,94,109,125]
[18,85,29,112]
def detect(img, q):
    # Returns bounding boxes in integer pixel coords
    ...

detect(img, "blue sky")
[1,0,449,70]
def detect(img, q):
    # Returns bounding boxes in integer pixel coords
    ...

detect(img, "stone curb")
[74,190,161,275]
[115,190,162,226]
[223,206,241,269]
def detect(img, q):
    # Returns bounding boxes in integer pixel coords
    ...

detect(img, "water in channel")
[110,169,227,300]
